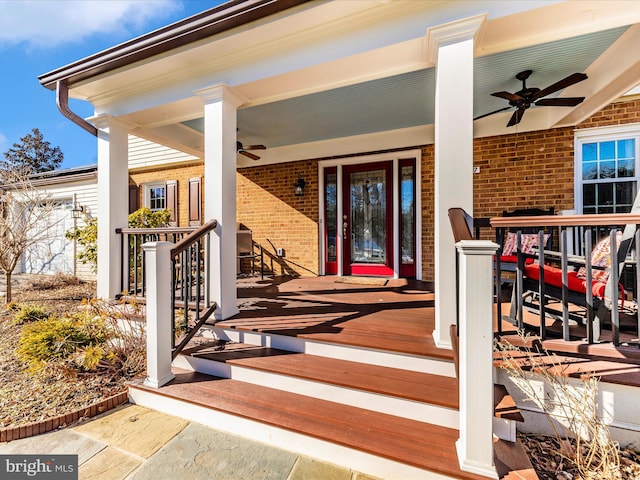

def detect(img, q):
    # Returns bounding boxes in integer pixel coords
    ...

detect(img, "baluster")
[585,229,594,343]
[560,229,570,341]
[538,229,546,341]
[515,230,524,330]
[610,229,620,346]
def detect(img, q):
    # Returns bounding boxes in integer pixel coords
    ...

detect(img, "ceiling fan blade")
[531,73,587,101]
[534,97,585,107]
[506,108,525,127]
[473,106,513,121]
[491,91,522,102]
[243,144,266,150]
[239,150,260,160]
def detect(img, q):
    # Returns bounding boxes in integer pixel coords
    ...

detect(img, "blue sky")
[0,0,225,169]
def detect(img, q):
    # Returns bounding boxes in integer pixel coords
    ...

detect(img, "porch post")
[456,239,498,478]
[196,84,245,319]
[427,15,486,348]
[142,241,175,388]
[92,114,129,300]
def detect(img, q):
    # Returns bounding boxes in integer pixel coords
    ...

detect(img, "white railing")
[455,239,499,478]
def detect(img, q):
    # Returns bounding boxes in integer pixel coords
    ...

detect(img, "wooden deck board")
[185,343,458,407]
[215,276,640,386]
[129,370,486,479]
[219,277,448,358]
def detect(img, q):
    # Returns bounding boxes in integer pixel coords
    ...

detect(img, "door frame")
[342,161,394,276]
[318,149,422,279]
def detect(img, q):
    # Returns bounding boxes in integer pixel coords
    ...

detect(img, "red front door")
[342,162,394,276]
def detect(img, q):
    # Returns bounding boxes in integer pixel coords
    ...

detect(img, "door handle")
[342,215,348,238]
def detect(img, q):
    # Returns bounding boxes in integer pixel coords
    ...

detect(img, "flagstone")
[0,428,105,465]
[79,446,142,480]
[73,404,188,458]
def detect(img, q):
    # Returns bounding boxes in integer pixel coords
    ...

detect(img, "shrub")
[496,335,621,479]
[16,313,108,372]
[65,207,171,272]
[15,299,146,379]
[65,218,97,272]
[12,304,50,325]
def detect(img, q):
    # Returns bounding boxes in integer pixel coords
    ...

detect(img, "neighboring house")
[37,1,640,477]
[23,165,97,279]
[21,135,200,279]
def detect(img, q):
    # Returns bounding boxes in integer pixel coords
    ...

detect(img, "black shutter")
[188,177,202,226]
[129,184,139,214]
[166,180,178,226]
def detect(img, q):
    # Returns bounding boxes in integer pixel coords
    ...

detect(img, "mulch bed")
[0,274,131,437]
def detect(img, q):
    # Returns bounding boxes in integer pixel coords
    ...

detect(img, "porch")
[129,273,640,479]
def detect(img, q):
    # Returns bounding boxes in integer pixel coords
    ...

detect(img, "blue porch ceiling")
[182,26,629,149]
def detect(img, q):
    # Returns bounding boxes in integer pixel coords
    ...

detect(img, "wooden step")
[494,384,525,423]
[494,438,539,480]
[128,370,489,480]
[182,342,458,408]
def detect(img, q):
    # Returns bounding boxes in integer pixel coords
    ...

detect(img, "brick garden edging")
[0,391,129,442]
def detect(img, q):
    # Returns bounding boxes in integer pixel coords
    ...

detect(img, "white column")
[195,84,246,319]
[143,241,175,388]
[93,115,129,300]
[456,239,498,478]
[428,15,485,348]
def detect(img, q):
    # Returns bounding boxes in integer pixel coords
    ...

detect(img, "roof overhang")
[38,0,312,91]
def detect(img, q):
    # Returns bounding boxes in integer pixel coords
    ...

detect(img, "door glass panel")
[325,171,337,263]
[350,169,386,264]
[400,165,415,265]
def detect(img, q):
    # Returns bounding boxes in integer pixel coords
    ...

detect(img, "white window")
[575,124,640,214]
[143,182,166,211]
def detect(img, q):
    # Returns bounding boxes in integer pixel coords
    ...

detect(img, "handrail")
[169,218,218,360]
[491,213,640,228]
[171,219,218,257]
[116,226,197,235]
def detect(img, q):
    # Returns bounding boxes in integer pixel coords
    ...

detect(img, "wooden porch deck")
[217,275,640,387]
[219,275,445,359]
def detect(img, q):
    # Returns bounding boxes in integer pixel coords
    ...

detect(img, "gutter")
[56,81,97,137]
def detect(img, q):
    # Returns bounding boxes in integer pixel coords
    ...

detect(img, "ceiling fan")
[474,70,588,127]
[236,141,266,160]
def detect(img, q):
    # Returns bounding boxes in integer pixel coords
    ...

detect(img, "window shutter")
[129,185,139,214]
[166,180,178,226]
[188,177,202,226]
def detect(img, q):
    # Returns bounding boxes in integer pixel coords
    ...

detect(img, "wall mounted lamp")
[71,202,85,219]
[294,175,306,197]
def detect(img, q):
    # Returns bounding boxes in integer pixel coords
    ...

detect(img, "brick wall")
[420,145,435,280]
[129,163,204,227]
[237,161,319,276]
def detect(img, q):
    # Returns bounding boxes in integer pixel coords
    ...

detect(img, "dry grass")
[497,335,640,479]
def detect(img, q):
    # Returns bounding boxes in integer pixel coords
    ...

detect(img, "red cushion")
[497,255,534,265]
[524,263,607,297]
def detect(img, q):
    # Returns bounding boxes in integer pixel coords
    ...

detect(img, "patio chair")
[448,207,474,242]
[495,207,554,286]
[514,209,639,343]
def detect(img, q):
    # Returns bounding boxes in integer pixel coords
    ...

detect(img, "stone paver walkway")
[0,404,381,480]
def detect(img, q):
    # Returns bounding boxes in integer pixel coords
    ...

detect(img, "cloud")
[0,0,183,49]
[0,132,7,153]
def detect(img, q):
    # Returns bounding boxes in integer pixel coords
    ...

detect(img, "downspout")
[56,80,98,137]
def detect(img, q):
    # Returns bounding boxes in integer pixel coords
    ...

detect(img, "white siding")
[24,177,98,280]
[128,135,200,170]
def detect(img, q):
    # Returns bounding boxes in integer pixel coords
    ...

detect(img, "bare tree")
[0,167,57,302]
